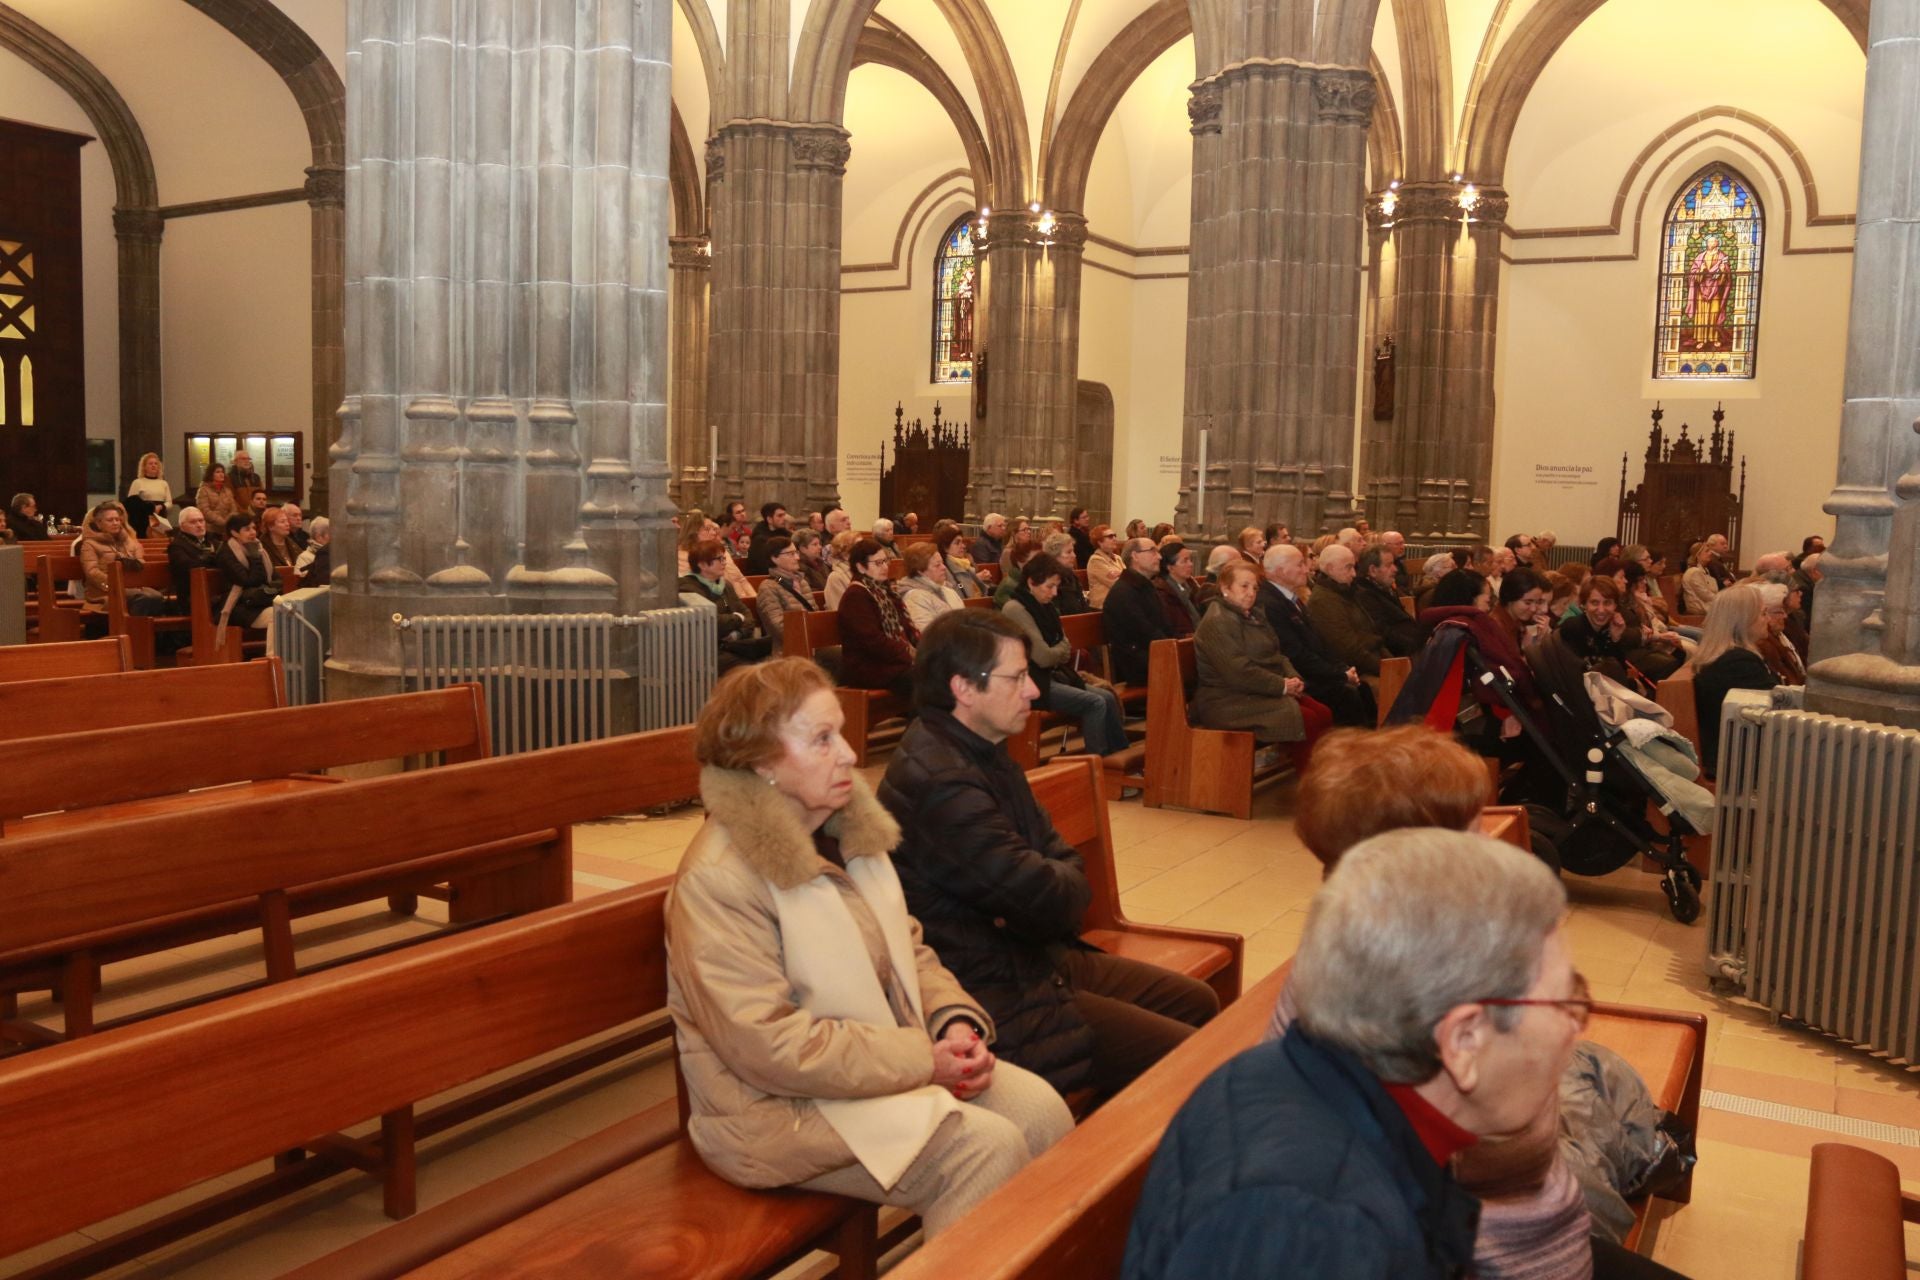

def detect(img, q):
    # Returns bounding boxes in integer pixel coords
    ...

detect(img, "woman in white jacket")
[898,542,967,633]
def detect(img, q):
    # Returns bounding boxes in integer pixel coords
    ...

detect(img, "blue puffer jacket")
[1123,1027,1481,1280]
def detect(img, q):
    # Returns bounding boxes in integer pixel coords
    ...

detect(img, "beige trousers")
[795,1061,1073,1236]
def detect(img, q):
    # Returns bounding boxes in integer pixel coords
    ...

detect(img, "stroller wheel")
[1663,868,1702,925]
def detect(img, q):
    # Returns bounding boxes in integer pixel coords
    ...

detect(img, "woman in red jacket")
[837,537,919,700]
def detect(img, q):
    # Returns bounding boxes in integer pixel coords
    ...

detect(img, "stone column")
[112,206,164,475]
[305,163,345,515]
[1360,182,1505,540]
[668,234,712,510]
[966,209,1085,521]
[1805,0,1920,728]
[330,0,676,694]
[705,121,846,518]
[1176,63,1374,540]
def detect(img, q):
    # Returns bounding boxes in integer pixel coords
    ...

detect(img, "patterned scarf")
[860,576,915,646]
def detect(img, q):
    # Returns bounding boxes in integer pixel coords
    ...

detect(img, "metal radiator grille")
[1710,706,1920,1062]
[397,608,716,755]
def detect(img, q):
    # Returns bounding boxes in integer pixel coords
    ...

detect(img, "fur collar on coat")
[698,765,901,891]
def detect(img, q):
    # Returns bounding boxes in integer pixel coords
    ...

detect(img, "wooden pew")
[1029,755,1241,1005]
[1142,638,1286,820]
[105,557,192,668]
[1657,574,1705,627]
[889,975,1706,1279]
[890,966,1287,1280]
[31,552,89,642]
[189,565,257,664]
[0,683,488,834]
[0,656,283,743]
[0,884,877,1280]
[0,636,130,682]
[1375,654,1412,726]
[1801,1143,1919,1280]
[783,609,908,766]
[0,716,691,1047]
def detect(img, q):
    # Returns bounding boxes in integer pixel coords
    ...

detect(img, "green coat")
[1190,601,1307,743]
[1305,573,1388,676]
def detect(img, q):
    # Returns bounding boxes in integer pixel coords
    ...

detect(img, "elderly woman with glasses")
[1123,829,1676,1280]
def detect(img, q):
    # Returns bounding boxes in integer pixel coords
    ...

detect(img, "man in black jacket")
[1101,538,1172,686]
[1068,507,1095,566]
[1259,544,1376,727]
[743,502,790,574]
[1354,545,1421,657]
[880,610,1217,1097]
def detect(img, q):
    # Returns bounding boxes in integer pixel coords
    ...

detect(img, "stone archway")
[0,3,162,476]
[178,0,346,513]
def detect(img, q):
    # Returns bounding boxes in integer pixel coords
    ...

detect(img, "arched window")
[1653,164,1764,379]
[930,214,977,384]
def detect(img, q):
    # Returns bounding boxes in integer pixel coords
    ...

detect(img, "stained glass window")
[931,215,977,384]
[1653,165,1763,379]
[0,239,35,427]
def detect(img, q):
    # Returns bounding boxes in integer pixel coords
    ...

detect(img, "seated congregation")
[0,504,1848,1280]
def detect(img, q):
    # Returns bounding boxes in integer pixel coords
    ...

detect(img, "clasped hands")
[931,1021,995,1102]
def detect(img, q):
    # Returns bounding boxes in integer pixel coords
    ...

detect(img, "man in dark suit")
[1259,544,1376,728]
[744,502,790,573]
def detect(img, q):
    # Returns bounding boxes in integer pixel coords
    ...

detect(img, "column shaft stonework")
[330,0,676,693]
[668,235,712,510]
[1806,0,1920,727]
[305,163,345,515]
[1177,63,1374,539]
[705,121,846,517]
[968,209,1086,521]
[1361,182,1505,541]
[112,207,164,476]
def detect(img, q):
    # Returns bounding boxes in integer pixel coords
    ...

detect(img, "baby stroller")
[1388,620,1706,923]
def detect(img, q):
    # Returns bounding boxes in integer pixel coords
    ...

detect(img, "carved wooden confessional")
[879,402,970,524]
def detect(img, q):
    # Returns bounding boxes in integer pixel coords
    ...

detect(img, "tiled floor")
[6,770,1918,1278]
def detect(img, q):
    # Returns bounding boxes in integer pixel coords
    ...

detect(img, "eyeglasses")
[978,669,1028,685]
[1478,972,1592,1030]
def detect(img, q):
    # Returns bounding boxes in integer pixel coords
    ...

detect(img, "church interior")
[2,0,1919,1277]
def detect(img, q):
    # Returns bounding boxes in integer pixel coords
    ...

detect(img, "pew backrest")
[785,607,841,660]
[0,883,672,1259]
[1026,756,1123,931]
[0,657,283,743]
[0,637,131,683]
[0,683,491,827]
[0,723,698,967]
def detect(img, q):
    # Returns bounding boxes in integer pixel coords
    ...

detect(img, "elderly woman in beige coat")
[667,657,1071,1235]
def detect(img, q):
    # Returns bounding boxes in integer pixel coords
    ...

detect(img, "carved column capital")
[1312,67,1377,125]
[789,125,852,174]
[304,163,345,209]
[974,208,1084,255]
[669,234,712,270]
[1466,187,1510,230]
[1187,81,1223,136]
[112,205,165,244]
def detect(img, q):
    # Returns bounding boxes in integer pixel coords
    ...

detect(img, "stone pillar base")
[1805,654,1920,730]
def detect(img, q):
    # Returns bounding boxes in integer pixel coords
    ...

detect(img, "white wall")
[1490,0,1862,559]
[2,1,320,503]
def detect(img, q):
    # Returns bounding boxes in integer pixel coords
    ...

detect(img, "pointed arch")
[1045,0,1190,213]
[854,22,993,200]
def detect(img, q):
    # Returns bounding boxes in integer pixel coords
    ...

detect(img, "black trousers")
[1592,1238,1689,1279]
[1058,948,1219,1099]
[1307,677,1377,728]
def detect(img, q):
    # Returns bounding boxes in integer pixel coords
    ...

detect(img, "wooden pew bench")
[1003,613,1146,796]
[783,609,908,766]
[1028,755,1241,1006]
[1142,637,1289,820]
[0,636,130,682]
[31,552,91,642]
[105,557,192,668]
[0,720,696,1047]
[0,656,283,743]
[1801,1142,1919,1280]
[890,973,1705,1279]
[0,884,878,1280]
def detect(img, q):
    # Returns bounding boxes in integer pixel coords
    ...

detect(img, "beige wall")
[1,0,317,504]
[1491,0,1862,558]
